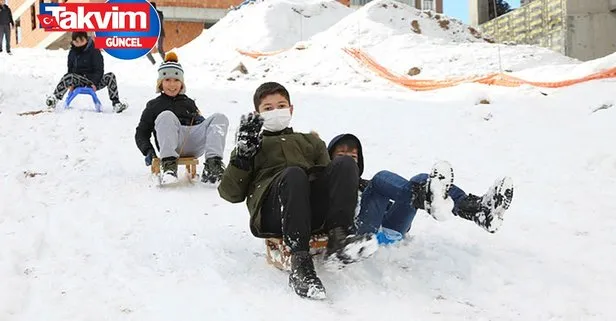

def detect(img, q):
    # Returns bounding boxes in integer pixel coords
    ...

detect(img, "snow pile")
[310,0,489,48]
[180,0,352,53]
[211,0,575,88]
[1,48,616,320]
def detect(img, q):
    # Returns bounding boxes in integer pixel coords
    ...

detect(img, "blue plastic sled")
[64,87,103,112]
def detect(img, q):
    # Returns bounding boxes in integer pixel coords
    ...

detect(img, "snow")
[1,0,616,318]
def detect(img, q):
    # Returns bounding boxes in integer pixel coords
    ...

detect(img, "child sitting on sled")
[217,82,377,300]
[327,133,514,244]
[134,52,229,184]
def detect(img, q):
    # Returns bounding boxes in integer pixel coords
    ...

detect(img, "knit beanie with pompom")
[156,52,185,94]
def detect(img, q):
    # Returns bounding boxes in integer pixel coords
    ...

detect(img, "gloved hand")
[145,149,156,166]
[235,112,264,159]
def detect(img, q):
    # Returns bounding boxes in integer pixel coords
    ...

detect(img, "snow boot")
[201,156,225,184]
[455,177,514,233]
[159,156,179,185]
[412,160,455,221]
[112,101,128,113]
[288,251,326,300]
[323,226,378,271]
[45,95,58,109]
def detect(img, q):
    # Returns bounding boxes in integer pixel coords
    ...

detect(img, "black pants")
[146,37,165,64]
[53,72,120,103]
[261,156,359,252]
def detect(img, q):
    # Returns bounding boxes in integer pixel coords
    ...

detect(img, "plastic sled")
[64,87,103,112]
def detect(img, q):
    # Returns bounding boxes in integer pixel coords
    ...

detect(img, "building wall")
[469,0,490,26]
[476,0,616,61]
[565,0,616,60]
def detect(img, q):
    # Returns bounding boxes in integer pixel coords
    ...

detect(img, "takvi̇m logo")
[37,0,161,60]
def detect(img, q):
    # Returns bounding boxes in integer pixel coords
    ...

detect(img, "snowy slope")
[1,45,616,321]
[177,0,352,75]
[220,0,578,88]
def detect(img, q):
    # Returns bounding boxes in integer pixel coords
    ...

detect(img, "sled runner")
[151,157,199,179]
[265,235,328,271]
[64,87,103,112]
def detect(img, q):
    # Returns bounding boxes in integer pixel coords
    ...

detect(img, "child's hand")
[236,112,263,159]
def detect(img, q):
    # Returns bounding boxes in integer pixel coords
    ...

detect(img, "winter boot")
[45,95,58,109]
[411,160,455,221]
[455,177,514,233]
[201,156,225,184]
[112,101,128,113]
[288,251,326,300]
[323,226,378,271]
[159,156,178,185]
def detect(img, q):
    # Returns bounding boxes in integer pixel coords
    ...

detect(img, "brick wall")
[157,21,204,53]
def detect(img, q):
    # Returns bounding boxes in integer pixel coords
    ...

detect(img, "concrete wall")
[469,0,490,26]
[565,0,616,60]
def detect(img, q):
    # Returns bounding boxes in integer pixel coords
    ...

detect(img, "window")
[30,4,36,30]
[423,0,434,10]
[15,18,20,44]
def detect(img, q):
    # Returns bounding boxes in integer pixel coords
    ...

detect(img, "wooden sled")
[151,157,199,179]
[265,234,328,271]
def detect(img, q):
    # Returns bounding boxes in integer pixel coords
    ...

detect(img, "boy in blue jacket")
[327,134,514,244]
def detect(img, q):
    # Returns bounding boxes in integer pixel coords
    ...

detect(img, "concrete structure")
[520,0,535,6]
[351,0,443,13]
[471,0,616,61]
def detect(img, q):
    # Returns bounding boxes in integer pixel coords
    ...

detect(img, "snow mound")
[181,0,352,53]
[310,0,489,48]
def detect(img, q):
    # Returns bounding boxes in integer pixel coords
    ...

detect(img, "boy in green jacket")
[218,82,377,300]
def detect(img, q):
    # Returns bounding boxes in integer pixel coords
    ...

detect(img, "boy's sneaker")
[323,226,378,271]
[412,160,455,221]
[112,101,128,113]
[159,157,178,185]
[288,251,326,300]
[455,177,514,233]
[45,95,58,109]
[201,156,225,183]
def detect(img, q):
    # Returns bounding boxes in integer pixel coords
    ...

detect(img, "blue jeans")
[356,170,468,235]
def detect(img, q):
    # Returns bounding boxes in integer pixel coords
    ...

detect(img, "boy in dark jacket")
[0,0,14,55]
[135,52,229,185]
[327,134,514,244]
[217,82,377,300]
[45,32,127,113]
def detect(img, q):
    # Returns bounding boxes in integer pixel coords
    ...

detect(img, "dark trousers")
[146,37,165,64]
[261,156,359,253]
[53,72,120,103]
[0,24,10,52]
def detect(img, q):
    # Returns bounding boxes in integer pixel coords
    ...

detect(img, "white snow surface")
[1,0,616,318]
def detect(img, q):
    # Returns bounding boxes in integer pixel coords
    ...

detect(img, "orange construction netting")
[235,48,289,58]
[342,48,616,91]
[236,47,616,90]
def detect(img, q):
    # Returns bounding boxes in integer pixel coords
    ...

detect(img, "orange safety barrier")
[236,48,289,58]
[236,46,616,90]
[343,47,616,91]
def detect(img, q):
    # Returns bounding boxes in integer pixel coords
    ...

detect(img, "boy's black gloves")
[145,149,156,166]
[359,178,371,192]
[232,112,263,170]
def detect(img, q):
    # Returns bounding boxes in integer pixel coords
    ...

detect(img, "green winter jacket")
[217,128,330,238]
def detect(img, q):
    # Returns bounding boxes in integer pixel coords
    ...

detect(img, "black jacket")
[67,38,104,85]
[0,5,14,26]
[135,93,204,156]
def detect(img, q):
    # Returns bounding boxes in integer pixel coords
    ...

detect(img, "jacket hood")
[327,133,364,176]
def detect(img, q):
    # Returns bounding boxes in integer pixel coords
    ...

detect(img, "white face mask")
[260,108,292,132]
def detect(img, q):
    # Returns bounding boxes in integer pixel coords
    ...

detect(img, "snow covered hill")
[1,0,616,319]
